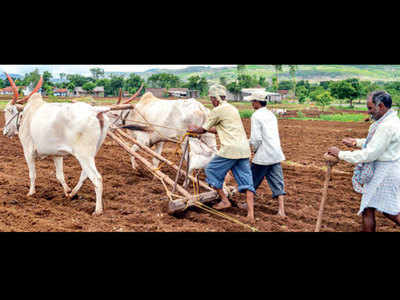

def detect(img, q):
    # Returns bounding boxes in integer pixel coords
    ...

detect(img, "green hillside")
[129,65,400,83]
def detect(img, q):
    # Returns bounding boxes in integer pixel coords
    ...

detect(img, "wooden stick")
[172,138,189,195]
[107,104,136,111]
[107,131,191,198]
[113,128,213,191]
[168,191,219,214]
[109,130,220,215]
[315,153,339,232]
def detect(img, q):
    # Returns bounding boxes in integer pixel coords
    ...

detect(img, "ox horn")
[17,76,43,104]
[116,88,123,104]
[4,73,19,105]
[122,83,144,104]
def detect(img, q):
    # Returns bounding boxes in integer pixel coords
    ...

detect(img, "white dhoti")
[358,159,400,216]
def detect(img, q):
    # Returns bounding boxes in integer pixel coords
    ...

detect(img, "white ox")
[111,92,218,188]
[270,108,287,116]
[2,73,111,215]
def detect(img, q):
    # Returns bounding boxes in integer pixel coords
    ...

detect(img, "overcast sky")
[0,65,235,78]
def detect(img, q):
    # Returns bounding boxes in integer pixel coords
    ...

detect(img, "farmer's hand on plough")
[186,125,203,138]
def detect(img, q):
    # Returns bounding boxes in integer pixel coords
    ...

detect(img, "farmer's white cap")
[208,84,227,97]
[244,92,267,102]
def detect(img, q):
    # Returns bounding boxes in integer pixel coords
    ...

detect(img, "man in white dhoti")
[328,91,400,232]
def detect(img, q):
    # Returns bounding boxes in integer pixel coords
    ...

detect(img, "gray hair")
[369,90,392,108]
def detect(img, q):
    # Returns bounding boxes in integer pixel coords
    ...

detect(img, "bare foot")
[276,211,287,217]
[247,214,255,222]
[92,210,103,216]
[213,201,231,210]
[237,202,248,210]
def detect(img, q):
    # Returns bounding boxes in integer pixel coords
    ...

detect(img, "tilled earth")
[0,112,398,232]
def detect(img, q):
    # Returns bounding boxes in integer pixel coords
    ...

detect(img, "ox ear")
[4,73,19,104]
[122,83,144,104]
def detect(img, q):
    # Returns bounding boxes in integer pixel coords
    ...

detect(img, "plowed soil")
[1,112,398,232]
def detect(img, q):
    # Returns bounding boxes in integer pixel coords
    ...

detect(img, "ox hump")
[139,92,159,105]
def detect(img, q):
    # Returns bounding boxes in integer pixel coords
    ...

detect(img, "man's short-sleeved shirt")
[203,101,251,159]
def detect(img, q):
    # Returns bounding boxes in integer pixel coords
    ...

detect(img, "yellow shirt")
[203,101,251,159]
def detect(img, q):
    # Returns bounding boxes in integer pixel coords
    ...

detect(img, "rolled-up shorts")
[205,155,256,194]
[251,162,286,198]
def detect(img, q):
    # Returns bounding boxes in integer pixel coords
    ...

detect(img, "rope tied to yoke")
[113,112,257,231]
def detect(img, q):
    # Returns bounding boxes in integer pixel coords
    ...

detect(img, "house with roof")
[239,88,282,103]
[277,89,289,99]
[93,86,104,97]
[54,88,68,97]
[145,88,168,98]
[168,88,188,98]
[71,86,104,97]
[0,86,32,96]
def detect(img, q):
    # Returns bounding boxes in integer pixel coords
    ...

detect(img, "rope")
[113,128,257,232]
[192,202,259,232]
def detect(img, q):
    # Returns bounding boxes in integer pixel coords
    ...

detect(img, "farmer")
[328,91,400,232]
[187,84,256,221]
[247,92,287,217]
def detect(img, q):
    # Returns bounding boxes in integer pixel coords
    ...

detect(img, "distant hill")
[0,73,23,80]
[106,65,400,83]
[4,65,400,84]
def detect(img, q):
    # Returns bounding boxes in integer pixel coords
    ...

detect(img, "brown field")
[0,112,399,232]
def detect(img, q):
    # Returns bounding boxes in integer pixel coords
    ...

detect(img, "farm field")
[1,112,399,232]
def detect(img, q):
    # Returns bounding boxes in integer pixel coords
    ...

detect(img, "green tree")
[315,91,334,111]
[296,85,308,103]
[258,75,267,87]
[330,80,356,107]
[270,76,278,92]
[82,82,96,94]
[186,75,208,96]
[109,75,125,96]
[66,81,76,94]
[90,68,105,80]
[288,65,298,98]
[23,68,41,87]
[59,72,66,82]
[219,76,227,86]
[66,74,91,87]
[273,65,283,89]
[147,73,181,89]
[309,86,326,102]
[227,81,241,94]
[237,74,257,88]
[278,80,293,90]
[124,73,144,95]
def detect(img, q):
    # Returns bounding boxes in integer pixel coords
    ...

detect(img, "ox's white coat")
[3,93,110,215]
[121,92,218,188]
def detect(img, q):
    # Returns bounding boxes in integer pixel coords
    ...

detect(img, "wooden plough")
[107,126,224,215]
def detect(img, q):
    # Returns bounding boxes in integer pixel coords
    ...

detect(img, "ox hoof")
[27,191,36,197]
[92,210,103,216]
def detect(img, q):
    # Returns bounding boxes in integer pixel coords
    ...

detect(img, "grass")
[288,113,367,122]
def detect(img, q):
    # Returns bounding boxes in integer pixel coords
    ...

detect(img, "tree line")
[1,66,399,109]
[0,68,210,98]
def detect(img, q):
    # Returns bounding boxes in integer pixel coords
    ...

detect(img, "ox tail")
[93,107,111,154]
[121,124,152,132]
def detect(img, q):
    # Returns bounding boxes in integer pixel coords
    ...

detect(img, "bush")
[240,109,254,119]
[315,91,334,111]
[297,111,305,118]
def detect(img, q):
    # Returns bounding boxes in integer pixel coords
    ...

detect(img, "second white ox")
[114,92,218,188]
[3,73,112,215]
